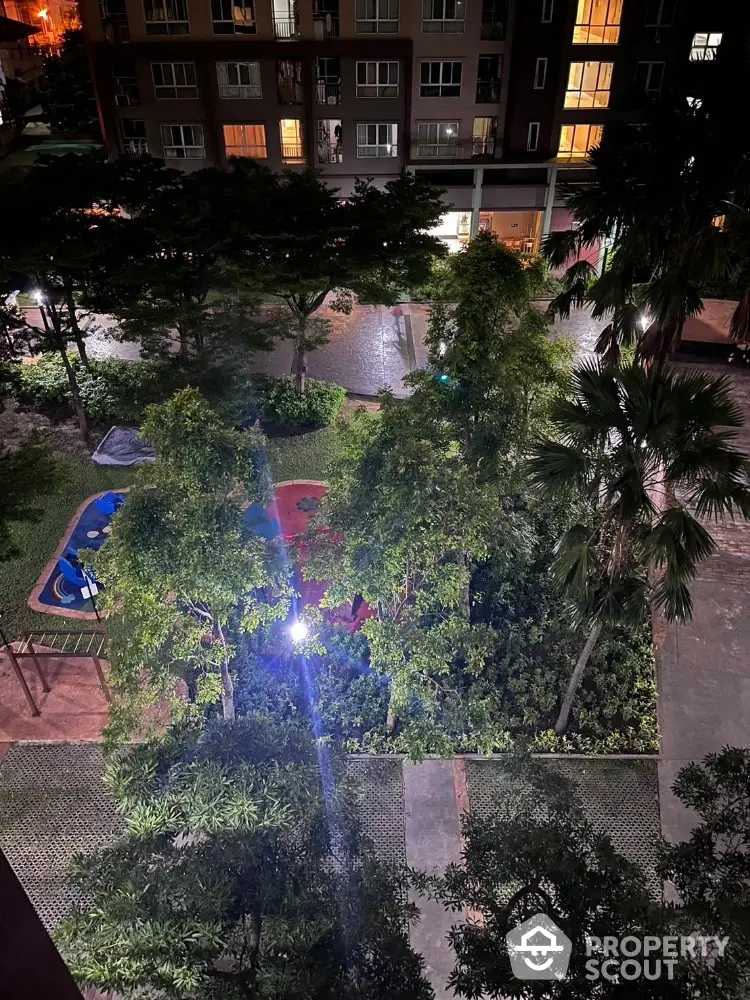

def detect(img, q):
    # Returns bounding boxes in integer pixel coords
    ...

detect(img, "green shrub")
[250,374,346,429]
[16,354,70,405]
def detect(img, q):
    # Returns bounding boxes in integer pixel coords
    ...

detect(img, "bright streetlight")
[288,619,309,643]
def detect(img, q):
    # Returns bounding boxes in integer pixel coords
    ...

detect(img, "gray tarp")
[91,426,156,466]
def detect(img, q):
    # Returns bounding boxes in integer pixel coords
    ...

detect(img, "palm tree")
[527,361,750,734]
[543,93,750,362]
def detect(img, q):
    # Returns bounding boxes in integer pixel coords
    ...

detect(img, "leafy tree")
[220,164,446,393]
[527,361,750,733]
[0,443,55,562]
[94,389,289,742]
[57,715,432,1000]
[40,29,99,136]
[543,92,750,361]
[407,233,572,481]
[422,757,747,1000]
[304,396,508,741]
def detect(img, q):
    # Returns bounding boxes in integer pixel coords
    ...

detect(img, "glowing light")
[638,312,652,331]
[37,7,49,17]
[32,289,45,303]
[289,619,309,642]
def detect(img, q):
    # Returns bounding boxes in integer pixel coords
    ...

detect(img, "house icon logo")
[506,914,572,980]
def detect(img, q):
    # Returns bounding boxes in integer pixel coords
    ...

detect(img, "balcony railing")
[281,143,305,163]
[316,79,341,104]
[274,17,299,37]
[103,20,130,40]
[122,138,149,156]
[476,80,502,102]
[472,137,496,157]
[410,140,497,160]
[480,19,505,39]
[317,144,343,164]
[115,82,139,106]
[313,13,339,37]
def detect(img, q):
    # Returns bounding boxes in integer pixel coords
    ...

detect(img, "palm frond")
[729,288,750,343]
[540,229,582,268]
[547,260,598,319]
[641,506,716,576]
[551,524,598,598]
[691,478,750,522]
[525,441,589,492]
[651,577,693,623]
[682,225,730,282]
[594,323,620,366]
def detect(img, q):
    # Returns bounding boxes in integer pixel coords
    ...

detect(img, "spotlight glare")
[289,619,309,642]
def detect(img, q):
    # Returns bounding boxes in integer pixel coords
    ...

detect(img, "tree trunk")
[386,686,398,732]
[39,302,90,443]
[290,314,308,395]
[554,620,603,735]
[63,285,90,368]
[219,656,235,721]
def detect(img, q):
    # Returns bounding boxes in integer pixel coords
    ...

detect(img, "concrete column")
[470,166,484,238]
[541,162,558,239]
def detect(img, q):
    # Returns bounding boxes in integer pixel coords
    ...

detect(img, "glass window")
[143,0,189,34]
[356,122,398,157]
[472,116,497,155]
[355,0,399,33]
[419,61,462,97]
[541,0,553,21]
[317,119,342,163]
[211,0,255,33]
[572,0,622,44]
[480,0,506,38]
[217,62,261,99]
[534,57,547,89]
[635,61,665,94]
[690,32,722,60]
[277,59,304,104]
[279,118,304,163]
[416,121,459,157]
[160,124,204,158]
[355,61,399,97]
[527,121,540,151]
[564,61,613,108]
[151,62,198,99]
[644,0,676,26]
[223,124,266,158]
[120,118,148,155]
[558,123,603,158]
[422,0,466,32]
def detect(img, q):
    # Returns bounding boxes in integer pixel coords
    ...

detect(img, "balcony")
[115,82,140,106]
[281,143,305,163]
[316,79,340,104]
[313,13,339,37]
[480,19,505,39]
[318,144,343,164]
[273,17,299,37]
[122,138,149,156]
[103,20,130,40]
[414,142,459,159]
[476,80,501,102]
[472,137,496,158]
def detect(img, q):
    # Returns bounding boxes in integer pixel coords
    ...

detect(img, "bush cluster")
[249,374,346,429]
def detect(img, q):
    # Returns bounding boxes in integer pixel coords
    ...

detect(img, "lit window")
[527,121,540,151]
[217,62,261,99]
[534,57,548,89]
[317,119,342,163]
[151,62,198,99]
[211,0,254,32]
[223,124,266,158]
[472,116,497,156]
[558,123,603,158]
[355,0,399,33]
[686,96,702,108]
[160,124,204,158]
[356,122,398,157]
[417,122,459,157]
[564,61,613,108]
[422,0,465,32]
[420,60,462,97]
[279,118,304,163]
[143,0,188,34]
[572,0,622,44]
[635,61,665,95]
[356,61,399,98]
[690,32,722,61]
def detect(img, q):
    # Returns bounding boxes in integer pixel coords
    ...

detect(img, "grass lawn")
[0,427,339,642]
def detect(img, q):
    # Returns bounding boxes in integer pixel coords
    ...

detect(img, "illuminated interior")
[564,61,613,108]
[572,0,622,44]
[558,124,603,159]
[223,124,267,158]
[279,118,304,163]
[479,211,542,253]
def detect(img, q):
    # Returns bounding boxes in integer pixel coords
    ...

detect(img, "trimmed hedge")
[250,374,346,429]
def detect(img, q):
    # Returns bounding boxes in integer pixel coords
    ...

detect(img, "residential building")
[79,0,747,252]
[0,10,41,147]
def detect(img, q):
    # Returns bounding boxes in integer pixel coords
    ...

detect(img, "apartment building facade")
[81,0,744,252]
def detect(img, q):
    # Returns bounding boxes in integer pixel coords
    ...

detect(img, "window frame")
[564,60,613,108]
[635,60,665,94]
[355,60,399,98]
[689,32,723,61]
[355,0,399,33]
[527,121,540,152]
[558,123,603,159]
[160,123,205,159]
[223,123,267,158]
[416,121,459,157]
[541,0,553,21]
[644,0,676,27]
[419,60,463,98]
[422,0,466,33]
[151,61,198,99]
[533,57,548,89]
[356,122,398,157]
[211,0,255,33]
[572,0,622,44]
[119,118,148,155]
[279,118,305,163]
[143,0,189,35]
[217,61,262,99]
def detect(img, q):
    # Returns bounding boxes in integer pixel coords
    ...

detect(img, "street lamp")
[288,619,309,643]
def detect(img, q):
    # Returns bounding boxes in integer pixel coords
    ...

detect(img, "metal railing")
[122,139,149,156]
[313,13,339,37]
[281,143,305,163]
[317,144,343,164]
[273,17,299,37]
[472,137,496,157]
[476,80,502,102]
[480,19,505,38]
[316,79,341,104]
[410,140,497,160]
